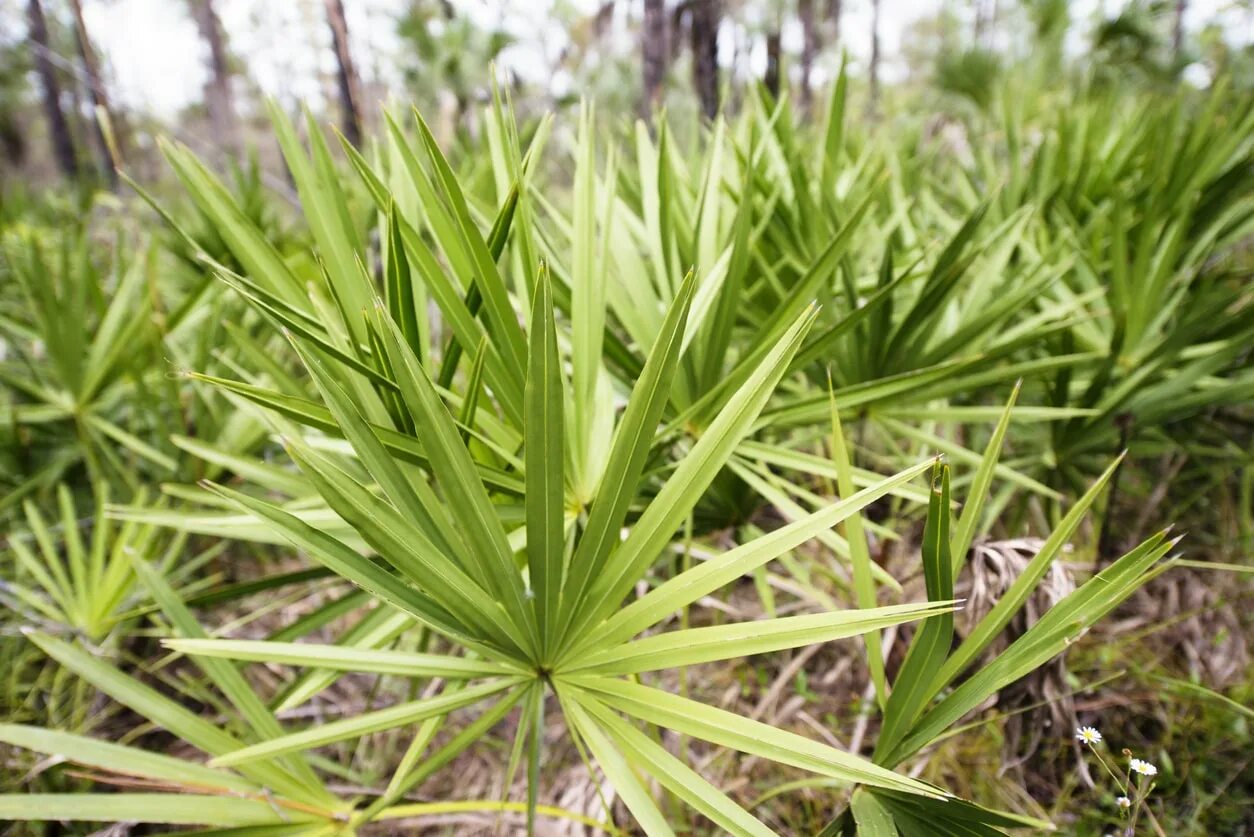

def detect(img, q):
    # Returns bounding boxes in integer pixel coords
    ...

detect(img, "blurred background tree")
[0,0,1249,186]
[188,0,239,154]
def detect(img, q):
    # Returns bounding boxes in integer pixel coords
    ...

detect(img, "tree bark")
[764,27,781,98]
[67,0,118,185]
[190,0,238,154]
[323,0,363,145]
[689,0,720,119]
[27,0,79,178]
[642,0,667,115]
[669,2,686,62]
[973,0,987,46]
[868,0,881,114]
[1172,0,1187,60]
[798,0,817,112]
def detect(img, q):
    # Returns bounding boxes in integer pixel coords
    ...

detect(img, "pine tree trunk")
[190,0,238,154]
[642,0,667,115]
[764,27,781,98]
[1172,0,1187,60]
[27,0,79,178]
[67,0,118,185]
[323,0,363,145]
[689,0,720,119]
[868,0,881,114]
[798,0,818,112]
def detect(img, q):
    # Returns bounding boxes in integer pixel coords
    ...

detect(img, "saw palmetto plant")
[0,56,1249,835]
[0,481,219,735]
[947,82,1254,492]
[0,227,182,511]
[0,483,214,645]
[1,97,962,828]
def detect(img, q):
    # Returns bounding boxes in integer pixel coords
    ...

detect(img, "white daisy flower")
[1129,758,1158,777]
[1075,726,1102,745]
[1116,796,1132,809]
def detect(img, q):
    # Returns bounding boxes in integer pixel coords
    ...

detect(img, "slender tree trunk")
[868,0,881,114]
[1172,0,1187,60]
[669,2,686,63]
[689,0,720,119]
[27,0,78,178]
[67,0,118,185]
[764,27,781,98]
[190,0,238,154]
[799,0,818,112]
[642,0,667,115]
[971,0,1000,48]
[323,0,363,145]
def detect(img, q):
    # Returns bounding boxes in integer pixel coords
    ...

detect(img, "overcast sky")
[73,0,1253,119]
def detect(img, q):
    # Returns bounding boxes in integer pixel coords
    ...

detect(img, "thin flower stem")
[1129,776,1155,834]
[1090,746,1128,795]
